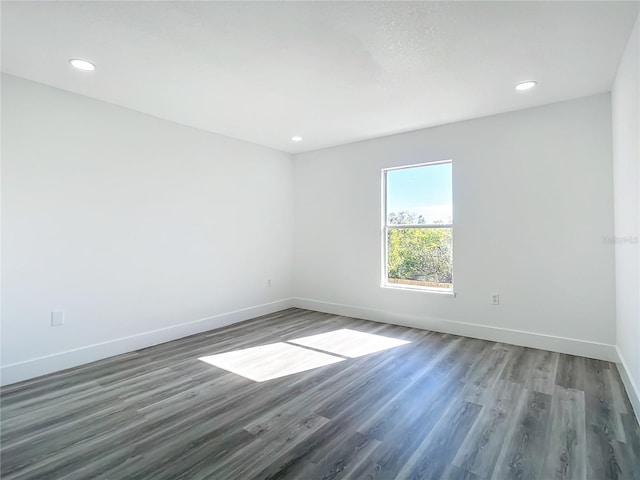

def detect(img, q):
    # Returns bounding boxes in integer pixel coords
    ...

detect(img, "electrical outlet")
[490,293,500,305]
[51,311,64,326]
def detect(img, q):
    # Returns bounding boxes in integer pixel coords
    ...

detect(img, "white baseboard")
[292,297,618,362]
[2,297,624,390]
[615,346,640,423]
[0,298,294,387]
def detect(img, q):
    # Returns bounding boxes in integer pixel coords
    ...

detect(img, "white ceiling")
[2,1,638,154]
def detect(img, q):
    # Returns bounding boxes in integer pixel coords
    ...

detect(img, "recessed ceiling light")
[291,136,303,142]
[69,59,96,71]
[515,81,537,91]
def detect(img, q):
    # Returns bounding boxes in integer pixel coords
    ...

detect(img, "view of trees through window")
[384,162,453,290]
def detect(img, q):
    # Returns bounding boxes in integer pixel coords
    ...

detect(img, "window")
[382,160,453,292]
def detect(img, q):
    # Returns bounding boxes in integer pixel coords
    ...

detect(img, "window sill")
[381,283,456,296]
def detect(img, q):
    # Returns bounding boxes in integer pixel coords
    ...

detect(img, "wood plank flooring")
[1,308,639,479]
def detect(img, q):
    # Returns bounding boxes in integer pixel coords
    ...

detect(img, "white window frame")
[381,160,454,294]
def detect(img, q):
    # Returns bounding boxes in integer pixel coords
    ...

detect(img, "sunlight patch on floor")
[198,342,344,382]
[288,328,411,358]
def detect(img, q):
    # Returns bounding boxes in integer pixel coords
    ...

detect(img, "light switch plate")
[51,311,64,326]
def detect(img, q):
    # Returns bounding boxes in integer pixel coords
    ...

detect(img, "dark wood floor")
[1,308,639,479]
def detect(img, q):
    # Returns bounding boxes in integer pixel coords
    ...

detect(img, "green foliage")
[387,214,452,283]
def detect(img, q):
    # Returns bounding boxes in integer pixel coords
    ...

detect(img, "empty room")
[2,1,640,479]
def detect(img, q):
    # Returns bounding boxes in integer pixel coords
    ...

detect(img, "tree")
[388,211,419,225]
[387,212,452,284]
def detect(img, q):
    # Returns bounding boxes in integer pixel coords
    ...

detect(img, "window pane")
[386,163,452,225]
[387,227,453,289]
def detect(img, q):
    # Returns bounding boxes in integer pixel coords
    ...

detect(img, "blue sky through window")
[386,162,452,224]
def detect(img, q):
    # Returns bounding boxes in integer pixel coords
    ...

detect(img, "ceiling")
[2,1,638,154]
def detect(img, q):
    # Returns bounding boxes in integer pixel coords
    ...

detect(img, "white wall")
[613,14,640,417]
[1,74,294,384]
[0,73,623,386]
[294,94,616,359]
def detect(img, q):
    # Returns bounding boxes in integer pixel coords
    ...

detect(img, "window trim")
[381,160,454,295]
